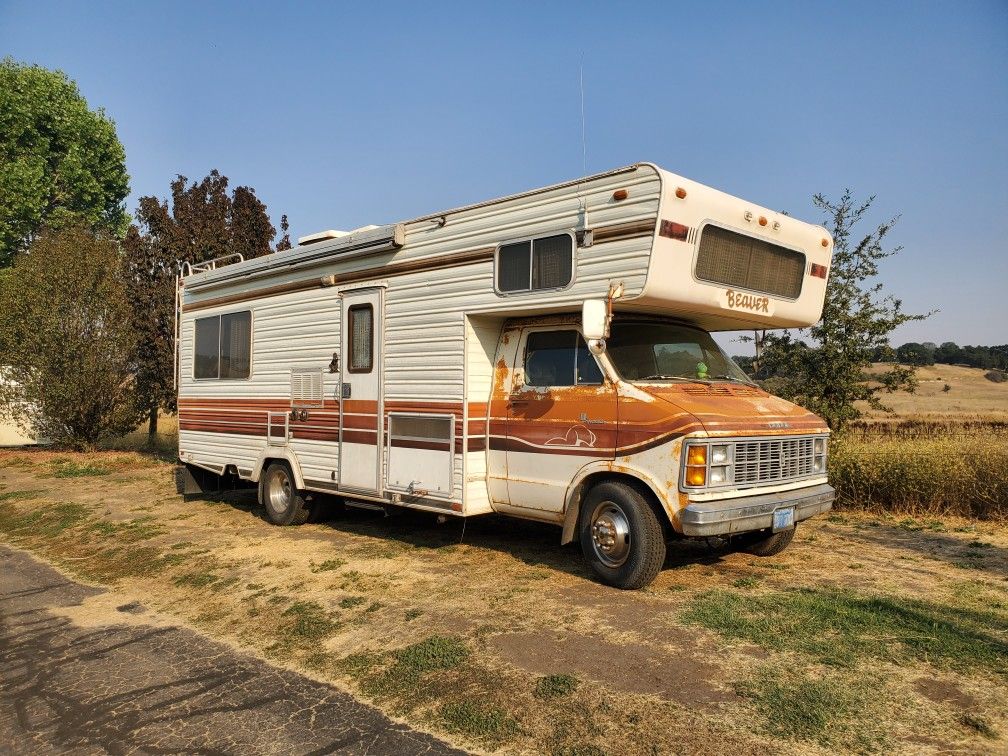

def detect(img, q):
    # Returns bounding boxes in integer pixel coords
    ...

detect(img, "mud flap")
[174,464,228,501]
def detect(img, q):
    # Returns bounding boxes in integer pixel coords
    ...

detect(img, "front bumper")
[679,483,835,537]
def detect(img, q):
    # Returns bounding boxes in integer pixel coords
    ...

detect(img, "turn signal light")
[687,445,707,466]
[686,467,707,487]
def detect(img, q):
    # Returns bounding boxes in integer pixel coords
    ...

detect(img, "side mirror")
[582,299,608,341]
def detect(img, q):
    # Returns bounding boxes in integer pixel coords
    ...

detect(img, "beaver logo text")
[725,289,770,313]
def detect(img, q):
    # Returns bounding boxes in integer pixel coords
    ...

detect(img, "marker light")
[810,263,828,279]
[687,445,707,466]
[612,188,629,201]
[675,187,687,199]
[758,216,768,226]
[821,238,829,247]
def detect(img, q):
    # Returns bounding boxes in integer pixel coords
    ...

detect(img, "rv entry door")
[339,288,383,494]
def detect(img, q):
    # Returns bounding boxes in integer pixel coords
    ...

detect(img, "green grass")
[0,489,44,502]
[737,666,884,750]
[339,596,366,609]
[280,600,342,642]
[534,674,579,700]
[439,699,518,745]
[395,635,469,674]
[682,587,1008,674]
[174,570,221,589]
[0,500,92,536]
[311,558,347,572]
[48,460,110,478]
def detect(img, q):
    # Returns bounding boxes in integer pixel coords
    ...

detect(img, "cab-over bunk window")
[194,311,252,379]
[496,233,573,294]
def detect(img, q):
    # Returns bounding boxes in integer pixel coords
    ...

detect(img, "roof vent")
[297,229,349,246]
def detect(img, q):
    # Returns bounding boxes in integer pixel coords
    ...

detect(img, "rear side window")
[194,311,251,379]
[695,225,805,299]
[497,234,573,293]
[524,330,603,387]
[348,304,373,373]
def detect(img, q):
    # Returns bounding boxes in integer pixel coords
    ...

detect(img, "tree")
[0,226,143,448]
[896,342,934,366]
[0,59,129,267]
[756,191,929,430]
[124,171,285,439]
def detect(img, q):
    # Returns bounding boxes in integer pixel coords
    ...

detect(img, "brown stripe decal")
[592,219,656,244]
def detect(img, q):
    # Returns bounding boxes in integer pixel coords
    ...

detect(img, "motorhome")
[175,163,835,589]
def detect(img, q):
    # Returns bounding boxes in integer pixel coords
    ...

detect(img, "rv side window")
[193,311,251,380]
[497,234,573,293]
[348,304,373,373]
[524,330,603,387]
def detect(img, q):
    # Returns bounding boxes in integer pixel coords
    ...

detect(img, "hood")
[638,382,829,436]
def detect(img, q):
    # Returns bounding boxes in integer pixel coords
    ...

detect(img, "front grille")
[733,437,817,485]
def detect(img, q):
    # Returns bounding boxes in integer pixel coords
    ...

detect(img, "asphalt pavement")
[0,544,465,755]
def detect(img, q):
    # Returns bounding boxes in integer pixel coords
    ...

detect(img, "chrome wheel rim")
[590,501,631,568]
[267,468,292,513]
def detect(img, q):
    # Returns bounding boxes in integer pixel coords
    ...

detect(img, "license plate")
[773,507,795,532]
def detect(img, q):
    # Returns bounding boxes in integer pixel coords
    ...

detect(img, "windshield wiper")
[639,374,708,383]
[711,374,756,385]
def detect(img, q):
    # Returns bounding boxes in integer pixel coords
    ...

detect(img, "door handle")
[508,399,529,407]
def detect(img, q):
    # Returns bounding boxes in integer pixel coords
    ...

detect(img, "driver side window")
[524,330,603,387]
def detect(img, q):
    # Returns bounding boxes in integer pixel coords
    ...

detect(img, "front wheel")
[578,481,666,590]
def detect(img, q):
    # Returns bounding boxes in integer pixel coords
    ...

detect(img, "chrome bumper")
[679,483,835,537]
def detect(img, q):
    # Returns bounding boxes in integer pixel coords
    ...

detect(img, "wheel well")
[561,471,672,544]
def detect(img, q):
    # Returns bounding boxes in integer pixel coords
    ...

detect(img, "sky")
[2,1,1006,350]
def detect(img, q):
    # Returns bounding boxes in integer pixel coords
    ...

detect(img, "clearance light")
[810,263,829,279]
[758,216,768,226]
[659,219,689,241]
[821,238,829,247]
[675,187,687,199]
[612,188,629,201]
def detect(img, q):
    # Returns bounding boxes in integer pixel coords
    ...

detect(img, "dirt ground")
[1,449,1006,755]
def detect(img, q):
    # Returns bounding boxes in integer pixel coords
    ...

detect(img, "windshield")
[605,320,753,383]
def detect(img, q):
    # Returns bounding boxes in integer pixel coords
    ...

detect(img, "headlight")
[814,438,825,455]
[711,444,730,465]
[710,465,729,484]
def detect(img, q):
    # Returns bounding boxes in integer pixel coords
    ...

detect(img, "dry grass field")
[857,363,1008,421]
[1,450,1007,755]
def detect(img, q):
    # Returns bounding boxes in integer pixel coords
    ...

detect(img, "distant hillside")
[857,363,1008,420]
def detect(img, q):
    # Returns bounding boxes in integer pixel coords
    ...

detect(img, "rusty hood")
[636,382,829,436]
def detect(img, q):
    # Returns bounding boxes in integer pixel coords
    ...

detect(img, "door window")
[523,330,603,387]
[348,304,373,373]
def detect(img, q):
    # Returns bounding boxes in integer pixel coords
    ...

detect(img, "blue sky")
[2,1,1006,348]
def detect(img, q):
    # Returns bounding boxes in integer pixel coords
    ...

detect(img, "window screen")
[194,317,220,379]
[695,225,805,299]
[194,311,251,379]
[524,330,603,387]
[497,234,572,293]
[348,304,373,373]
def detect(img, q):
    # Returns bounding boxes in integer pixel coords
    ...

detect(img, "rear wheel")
[578,481,666,590]
[259,462,311,526]
[740,526,796,556]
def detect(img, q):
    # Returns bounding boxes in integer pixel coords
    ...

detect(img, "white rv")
[176,163,835,589]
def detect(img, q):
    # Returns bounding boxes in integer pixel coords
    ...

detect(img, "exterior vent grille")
[696,225,805,299]
[733,437,816,486]
[291,369,324,408]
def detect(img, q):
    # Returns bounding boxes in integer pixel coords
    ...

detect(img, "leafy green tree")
[124,171,284,439]
[0,59,129,266]
[896,342,934,366]
[757,191,930,430]
[0,226,143,448]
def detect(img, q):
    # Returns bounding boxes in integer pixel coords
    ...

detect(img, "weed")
[280,601,341,642]
[311,558,346,572]
[960,713,998,739]
[534,674,579,700]
[395,635,469,675]
[49,461,109,478]
[174,570,220,589]
[439,699,518,745]
[0,489,43,502]
[404,608,422,621]
[682,587,1008,674]
[339,596,366,609]
[733,577,760,589]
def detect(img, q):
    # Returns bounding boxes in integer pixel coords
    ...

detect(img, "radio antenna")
[579,54,587,176]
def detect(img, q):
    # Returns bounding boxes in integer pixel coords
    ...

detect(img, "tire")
[259,462,311,526]
[578,481,666,590]
[741,525,796,557]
